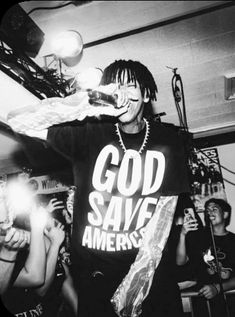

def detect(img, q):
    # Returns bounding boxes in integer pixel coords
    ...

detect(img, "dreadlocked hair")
[100,60,158,102]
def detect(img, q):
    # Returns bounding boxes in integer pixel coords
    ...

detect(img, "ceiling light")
[51,30,83,67]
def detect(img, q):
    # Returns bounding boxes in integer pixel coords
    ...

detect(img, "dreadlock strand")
[101,59,158,102]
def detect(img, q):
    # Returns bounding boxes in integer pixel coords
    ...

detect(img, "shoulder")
[49,117,113,133]
[48,118,113,142]
[149,121,185,141]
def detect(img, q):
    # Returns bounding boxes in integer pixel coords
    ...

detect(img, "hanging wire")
[26,1,75,16]
[167,66,235,188]
[223,178,235,186]
[167,66,189,132]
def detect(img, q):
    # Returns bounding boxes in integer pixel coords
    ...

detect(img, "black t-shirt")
[186,229,235,286]
[48,120,189,271]
[47,119,189,316]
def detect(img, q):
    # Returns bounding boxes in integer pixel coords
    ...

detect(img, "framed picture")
[189,147,227,212]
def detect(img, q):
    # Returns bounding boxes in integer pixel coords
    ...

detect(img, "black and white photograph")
[0,2,235,317]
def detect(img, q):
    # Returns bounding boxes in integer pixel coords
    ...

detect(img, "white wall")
[217,143,235,233]
[0,71,39,121]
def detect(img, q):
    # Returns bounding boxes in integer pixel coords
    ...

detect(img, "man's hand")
[0,228,29,261]
[198,284,219,299]
[76,84,131,120]
[46,198,64,213]
[181,217,198,236]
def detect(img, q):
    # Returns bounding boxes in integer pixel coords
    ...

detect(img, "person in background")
[7,59,190,317]
[1,206,48,316]
[0,182,30,296]
[0,188,28,295]
[0,226,29,295]
[176,198,235,317]
[171,192,204,288]
[45,196,73,266]
[35,214,78,317]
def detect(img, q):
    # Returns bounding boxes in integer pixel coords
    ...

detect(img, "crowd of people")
[0,185,78,317]
[0,59,234,317]
[1,188,234,317]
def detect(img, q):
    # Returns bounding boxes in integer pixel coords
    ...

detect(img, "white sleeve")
[25,129,48,141]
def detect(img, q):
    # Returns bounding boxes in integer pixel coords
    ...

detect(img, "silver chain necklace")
[115,118,150,155]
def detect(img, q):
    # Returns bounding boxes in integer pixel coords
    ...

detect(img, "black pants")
[192,294,235,317]
[75,269,184,317]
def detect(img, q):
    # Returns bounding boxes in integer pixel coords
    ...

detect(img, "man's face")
[206,202,226,226]
[116,75,147,124]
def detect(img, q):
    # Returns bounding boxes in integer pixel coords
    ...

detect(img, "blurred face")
[116,74,149,124]
[206,202,226,226]
[0,198,11,242]
[0,196,8,224]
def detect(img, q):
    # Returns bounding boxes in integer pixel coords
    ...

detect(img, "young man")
[7,60,189,317]
[176,198,235,317]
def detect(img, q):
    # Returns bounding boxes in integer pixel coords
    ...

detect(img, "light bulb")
[52,30,83,67]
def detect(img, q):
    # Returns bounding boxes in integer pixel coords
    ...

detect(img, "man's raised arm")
[6,91,89,140]
[6,85,129,140]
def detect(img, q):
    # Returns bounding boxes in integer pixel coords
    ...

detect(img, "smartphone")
[184,208,196,221]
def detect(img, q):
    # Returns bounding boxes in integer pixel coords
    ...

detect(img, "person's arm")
[176,216,198,265]
[0,228,28,294]
[176,230,188,265]
[14,207,47,288]
[220,276,235,292]
[35,222,65,297]
[199,277,235,300]
[61,262,78,317]
[6,85,129,140]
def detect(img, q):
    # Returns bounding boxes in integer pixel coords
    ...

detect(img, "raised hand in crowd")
[36,220,65,297]
[181,215,198,236]
[176,212,198,266]
[36,219,78,316]
[45,198,64,214]
[45,220,65,246]
[0,227,29,294]
[13,206,48,288]
[1,205,48,316]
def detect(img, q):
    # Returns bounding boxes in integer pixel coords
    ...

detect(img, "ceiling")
[0,0,235,174]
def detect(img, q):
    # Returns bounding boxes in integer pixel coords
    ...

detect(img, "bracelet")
[0,257,16,263]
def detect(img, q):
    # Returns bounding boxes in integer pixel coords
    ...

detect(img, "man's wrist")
[49,240,62,249]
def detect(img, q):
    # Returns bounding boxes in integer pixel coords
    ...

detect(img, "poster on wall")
[189,147,227,212]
